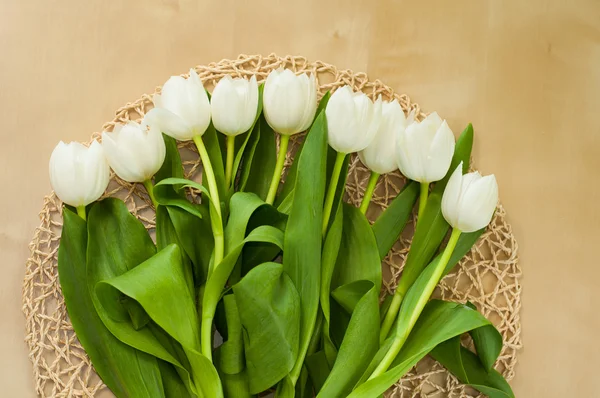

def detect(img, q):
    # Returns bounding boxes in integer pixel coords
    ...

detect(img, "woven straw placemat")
[22,54,522,397]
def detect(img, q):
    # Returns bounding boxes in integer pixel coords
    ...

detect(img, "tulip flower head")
[211,75,259,136]
[101,121,166,183]
[326,86,382,154]
[396,112,455,183]
[145,69,211,141]
[441,162,499,233]
[358,99,408,174]
[49,140,110,207]
[263,68,317,135]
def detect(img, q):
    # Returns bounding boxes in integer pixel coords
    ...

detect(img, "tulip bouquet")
[50,67,514,398]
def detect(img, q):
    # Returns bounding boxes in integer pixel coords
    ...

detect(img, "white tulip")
[49,140,110,207]
[145,69,211,141]
[441,163,498,233]
[263,68,317,135]
[211,75,259,136]
[358,99,409,174]
[326,86,382,154]
[101,121,166,183]
[396,112,455,183]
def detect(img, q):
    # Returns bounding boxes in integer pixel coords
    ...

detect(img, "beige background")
[1,0,599,397]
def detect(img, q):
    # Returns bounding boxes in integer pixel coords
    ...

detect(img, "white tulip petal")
[425,120,455,182]
[456,174,498,232]
[326,86,357,153]
[441,163,464,228]
[145,107,194,141]
[49,140,109,207]
[358,99,403,174]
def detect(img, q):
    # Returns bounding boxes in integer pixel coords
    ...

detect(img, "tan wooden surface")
[1,1,599,397]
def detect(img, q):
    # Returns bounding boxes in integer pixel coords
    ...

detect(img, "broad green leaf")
[465,302,503,372]
[395,125,474,298]
[159,361,193,398]
[58,207,164,398]
[430,336,514,398]
[305,351,330,393]
[320,206,344,366]
[371,181,419,260]
[154,177,210,220]
[201,122,228,204]
[318,281,380,398]
[282,110,328,383]
[157,205,213,287]
[275,375,295,398]
[86,199,201,396]
[239,115,277,200]
[324,152,349,234]
[155,133,184,185]
[233,262,301,394]
[348,300,493,397]
[275,91,331,207]
[96,244,223,398]
[331,203,382,292]
[201,224,285,365]
[216,295,245,375]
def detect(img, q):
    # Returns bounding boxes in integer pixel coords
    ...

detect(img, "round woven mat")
[22,54,522,397]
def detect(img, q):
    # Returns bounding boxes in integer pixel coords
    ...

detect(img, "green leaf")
[331,203,382,292]
[282,110,328,383]
[371,181,419,260]
[239,115,277,200]
[96,244,223,398]
[58,207,165,398]
[320,206,344,366]
[233,262,301,393]
[201,122,228,204]
[395,125,474,298]
[348,300,494,397]
[318,281,380,398]
[275,91,331,207]
[305,351,330,393]
[156,205,213,287]
[430,337,514,398]
[230,84,264,191]
[465,302,503,372]
[215,295,245,375]
[155,133,184,185]
[201,221,285,366]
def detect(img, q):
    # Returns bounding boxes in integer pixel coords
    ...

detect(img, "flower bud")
[263,68,317,135]
[146,69,211,141]
[396,112,455,183]
[101,121,166,183]
[326,86,382,154]
[358,99,408,174]
[49,140,109,207]
[441,162,498,233]
[211,75,259,136]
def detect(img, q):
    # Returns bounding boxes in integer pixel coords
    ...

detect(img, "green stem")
[266,134,290,205]
[379,290,403,343]
[225,135,236,188]
[322,151,346,236]
[369,228,462,380]
[76,205,86,221]
[142,179,159,209]
[359,171,380,214]
[193,135,224,266]
[193,135,222,219]
[200,314,214,361]
[417,182,429,222]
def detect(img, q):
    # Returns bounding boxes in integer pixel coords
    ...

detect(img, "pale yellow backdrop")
[1,0,599,397]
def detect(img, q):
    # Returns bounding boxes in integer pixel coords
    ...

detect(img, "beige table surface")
[2,1,599,397]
